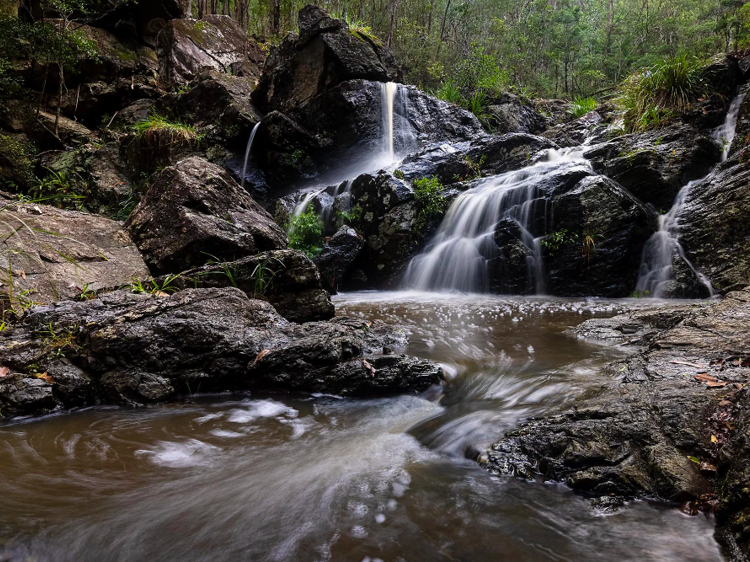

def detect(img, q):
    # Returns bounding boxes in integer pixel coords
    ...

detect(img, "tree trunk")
[272,0,281,35]
[386,0,400,48]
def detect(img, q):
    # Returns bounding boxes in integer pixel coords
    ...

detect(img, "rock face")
[485,93,547,135]
[0,194,149,307]
[313,226,363,293]
[252,5,401,113]
[0,287,443,415]
[677,158,750,294]
[157,15,265,88]
[126,156,287,275]
[167,249,335,323]
[480,288,750,557]
[584,124,722,210]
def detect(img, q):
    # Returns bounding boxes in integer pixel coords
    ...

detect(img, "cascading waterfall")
[635,92,745,297]
[241,122,261,189]
[292,82,415,218]
[403,150,589,293]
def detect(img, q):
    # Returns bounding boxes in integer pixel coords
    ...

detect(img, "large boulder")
[0,193,149,307]
[485,93,547,135]
[156,15,265,89]
[313,226,363,293]
[252,5,401,114]
[677,158,750,295]
[126,156,286,275]
[165,249,335,323]
[0,287,444,415]
[584,123,722,210]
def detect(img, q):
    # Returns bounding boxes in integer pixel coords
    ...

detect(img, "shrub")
[568,96,598,118]
[616,55,708,132]
[413,177,449,235]
[288,208,324,257]
[435,80,464,106]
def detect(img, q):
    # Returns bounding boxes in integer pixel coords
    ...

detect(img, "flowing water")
[241,122,261,189]
[403,150,589,293]
[635,92,745,297]
[0,293,724,562]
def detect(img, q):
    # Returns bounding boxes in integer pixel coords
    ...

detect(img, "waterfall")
[403,150,589,293]
[292,82,415,218]
[241,122,261,189]
[635,92,745,298]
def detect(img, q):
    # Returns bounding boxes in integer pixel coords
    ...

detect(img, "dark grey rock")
[314,226,363,293]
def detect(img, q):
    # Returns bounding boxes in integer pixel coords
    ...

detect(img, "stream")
[0,293,724,562]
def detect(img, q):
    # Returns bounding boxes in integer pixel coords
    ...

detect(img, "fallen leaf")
[19,269,26,280]
[710,435,718,443]
[362,359,376,377]
[706,380,728,388]
[695,373,718,383]
[719,400,732,407]
[154,291,170,298]
[0,366,9,378]
[700,461,717,473]
[687,456,701,464]
[34,372,54,384]
[254,349,271,364]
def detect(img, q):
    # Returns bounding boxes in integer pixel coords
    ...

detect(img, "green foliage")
[31,167,86,209]
[413,177,449,236]
[568,96,598,118]
[132,114,202,148]
[434,80,463,105]
[616,55,709,132]
[250,257,285,297]
[393,169,405,180]
[336,205,362,226]
[288,208,324,258]
[129,274,181,296]
[541,229,578,252]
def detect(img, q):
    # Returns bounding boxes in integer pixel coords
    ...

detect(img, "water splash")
[635,92,745,298]
[403,150,589,293]
[241,122,261,189]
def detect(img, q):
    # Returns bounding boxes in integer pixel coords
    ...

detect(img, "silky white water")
[403,149,589,293]
[241,122,261,189]
[635,92,745,297]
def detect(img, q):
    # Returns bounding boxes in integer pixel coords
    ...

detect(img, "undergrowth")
[568,96,598,118]
[288,208,324,258]
[132,114,202,149]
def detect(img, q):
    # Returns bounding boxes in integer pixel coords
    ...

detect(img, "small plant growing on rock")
[132,114,202,149]
[541,229,577,252]
[413,177,449,236]
[31,167,86,209]
[288,208,324,258]
[336,205,362,227]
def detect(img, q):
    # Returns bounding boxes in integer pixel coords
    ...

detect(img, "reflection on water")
[0,293,723,562]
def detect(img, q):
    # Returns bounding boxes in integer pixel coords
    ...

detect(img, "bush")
[413,177,449,235]
[616,55,708,132]
[288,208,324,257]
[568,96,598,118]
[132,113,201,148]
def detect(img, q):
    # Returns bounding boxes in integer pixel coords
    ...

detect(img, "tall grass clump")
[616,55,708,132]
[568,96,598,118]
[131,114,201,149]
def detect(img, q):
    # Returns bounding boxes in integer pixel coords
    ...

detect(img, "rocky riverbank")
[480,288,750,559]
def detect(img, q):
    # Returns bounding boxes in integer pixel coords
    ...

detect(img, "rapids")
[0,293,723,562]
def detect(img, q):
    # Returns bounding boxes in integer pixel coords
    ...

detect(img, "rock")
[168,72,262,147]
[126,156,287,275]
[397,133,557,186]
[313,226,363,293]
[485,93,547,135]
[156,15,265,88]
[543,111,609,148]
[0,287,444,414]
[544,174,657,297]
[86,142,136,215]
[166,249,335,323]
[0,193,149,307]
[584,124,722,210]
[252,5,401,113]
[677,158,750,295]
[480,288,750,550]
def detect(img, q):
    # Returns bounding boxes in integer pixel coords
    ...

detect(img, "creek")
[0,293,723,562]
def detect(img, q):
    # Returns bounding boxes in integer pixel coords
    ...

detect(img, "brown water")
[0,292,724,562]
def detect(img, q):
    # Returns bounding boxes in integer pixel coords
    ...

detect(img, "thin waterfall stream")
[634,92,745,297]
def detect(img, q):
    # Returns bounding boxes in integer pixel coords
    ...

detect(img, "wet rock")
[156,15,265,89]
[313,226,363,293]
[0,287,444,413]
[544,174,657,297]
[0,193,149,307]
[166,249,335,323]
[252,5,401,114]
[126,156,287,275]
[481,288,750,555]
[397,133,557,186]
[584,124,721,210]
[485,93,547,135]
[543,111,609,148]
[677,158,750,295]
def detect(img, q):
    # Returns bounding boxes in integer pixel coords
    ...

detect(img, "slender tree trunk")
[437,0,451,55]
[386,0,399,48]
[272,0,281,35]
[186,0,192,17]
